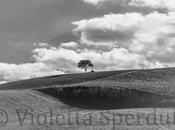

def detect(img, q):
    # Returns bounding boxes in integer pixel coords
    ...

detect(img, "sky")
[0,0,175,83]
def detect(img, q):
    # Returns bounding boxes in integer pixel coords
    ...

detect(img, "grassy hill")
[1,67,175,129]
[0,69,133,90]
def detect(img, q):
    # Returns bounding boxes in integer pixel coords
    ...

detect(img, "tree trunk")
[85,65,88,72]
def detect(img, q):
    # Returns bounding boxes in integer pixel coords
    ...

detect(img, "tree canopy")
[77,60,93,72]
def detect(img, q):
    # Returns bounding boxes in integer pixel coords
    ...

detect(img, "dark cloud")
[84,29,135,43]
[0,0,104,63]
[0,0,158,44]
[0,0,107,43]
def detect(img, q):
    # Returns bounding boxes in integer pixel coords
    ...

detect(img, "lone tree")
[77,60,93,72]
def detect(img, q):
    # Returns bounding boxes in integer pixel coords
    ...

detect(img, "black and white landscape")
[0,0,175,130]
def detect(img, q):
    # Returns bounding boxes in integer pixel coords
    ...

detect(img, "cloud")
[0,39,172,83]
[83,0,114,5]
[0,45,67,82]
[0,0,164,66]
[73,12,175,65]
[82,0,175,13]
[83,0,175,10]
[83,0,103,5]
[33,47,80,63]
[0,81,7,84]
[73,13,143,47]
[0,62,64,82]
[33,43,49,47]
[33,45,166,73]
[129,0,175,11]
[82,0,125,5]
[60,42,78,48]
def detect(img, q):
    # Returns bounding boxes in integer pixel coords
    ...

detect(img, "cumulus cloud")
[33,46,166,73]
[83,0,175,12]
[0,46,67,82]
[83,0,105,5]
[0,62,64,82]
[0,38,172,83]
[83,0,119,5]
[33,47,80,63]
[60,42,78,48]
[73,13,143,47]
[129,0,175,11]
[73,12,175,65]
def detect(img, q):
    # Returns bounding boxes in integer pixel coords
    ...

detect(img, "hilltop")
[1,67,175,95]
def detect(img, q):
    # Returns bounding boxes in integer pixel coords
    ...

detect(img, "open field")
[1,67,175,129]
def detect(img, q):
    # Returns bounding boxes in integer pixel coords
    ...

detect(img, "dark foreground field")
[1,67,175,129]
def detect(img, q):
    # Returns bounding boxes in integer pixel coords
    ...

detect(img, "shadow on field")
[38,87,175,110]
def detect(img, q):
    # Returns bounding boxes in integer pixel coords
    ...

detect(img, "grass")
[0,69,133,90]
[1,67,175,129]
[39,86,173,109]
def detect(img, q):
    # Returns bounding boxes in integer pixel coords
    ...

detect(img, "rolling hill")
[1,67,175,130]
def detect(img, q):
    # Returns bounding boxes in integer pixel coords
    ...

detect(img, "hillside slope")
[0,69,134,90]
[1,67,175,94]
[1,68,175,129]
[1,67,175,109]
